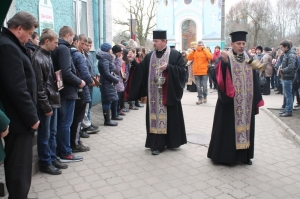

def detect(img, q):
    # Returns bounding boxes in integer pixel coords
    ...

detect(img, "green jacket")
[0,101,9,161]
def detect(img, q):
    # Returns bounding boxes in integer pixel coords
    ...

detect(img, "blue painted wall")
[15,0,74,33]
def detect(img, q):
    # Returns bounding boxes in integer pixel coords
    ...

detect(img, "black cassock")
[125,49,187,151]
[207,60,263,165]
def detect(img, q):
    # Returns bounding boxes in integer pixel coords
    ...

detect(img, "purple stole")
[228,50,253,149]
[148,47,170,134]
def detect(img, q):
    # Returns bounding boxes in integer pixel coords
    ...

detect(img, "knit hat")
[112,45,122,54]
[256,46,263,52]
[264,47,272,52]
[100,42,112,52]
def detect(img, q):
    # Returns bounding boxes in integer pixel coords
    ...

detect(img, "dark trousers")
[4,132,34,199]
[70,92,86,147]
[118,91,124,111]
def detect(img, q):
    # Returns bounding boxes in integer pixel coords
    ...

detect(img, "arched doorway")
[182,20,196,50]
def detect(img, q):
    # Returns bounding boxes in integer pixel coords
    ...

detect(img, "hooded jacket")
[70,46,93,103]
[187,46,212,75]
[96,49,119,103]
[281,47,297,80]
[51,38,82,99]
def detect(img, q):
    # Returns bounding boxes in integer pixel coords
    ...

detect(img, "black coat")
[126,49,187,149]
[32,46,60,113]
[207,60,263,164]
[0,27,39,134]
[70,47,92,103]
[96,49,119,103]
[51,38,82,100]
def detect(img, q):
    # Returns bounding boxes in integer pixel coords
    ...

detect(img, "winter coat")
[297,57,300,83]
[187,46,212,75]
[70,47,93,103]
[281,47,297,80]
[85,51,96,77]
[0,27,39,134]
[51,38,82,99]
[25,40,37,55]
[262,51,273,77]
[112,55,124,92]
[31,46,60,113]
[254,53,264,61]
[96,49,119,103]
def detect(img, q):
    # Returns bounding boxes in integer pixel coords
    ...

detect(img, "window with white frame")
[73,0,88,36]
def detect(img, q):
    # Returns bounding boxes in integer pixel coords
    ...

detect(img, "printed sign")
[39,0,54,33]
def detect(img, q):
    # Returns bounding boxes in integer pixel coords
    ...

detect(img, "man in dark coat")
[51,26,86,163]
[207,31,264,165]
[125,30,187,155]
[0,11,40,198]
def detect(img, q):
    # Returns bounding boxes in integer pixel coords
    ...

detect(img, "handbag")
[259,71,266,86]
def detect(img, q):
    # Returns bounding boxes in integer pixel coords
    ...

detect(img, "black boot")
[103,110,118,126]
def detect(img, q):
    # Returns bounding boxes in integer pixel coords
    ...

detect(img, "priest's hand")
[221,50,229,63]
[127,51,135,62]
[159,63,167,72]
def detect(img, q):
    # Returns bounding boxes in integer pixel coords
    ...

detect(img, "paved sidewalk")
[25,89,300,199]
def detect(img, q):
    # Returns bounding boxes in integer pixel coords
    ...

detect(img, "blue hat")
[100,42,112,52]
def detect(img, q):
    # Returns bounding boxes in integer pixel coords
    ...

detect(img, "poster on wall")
[39,0,54,34]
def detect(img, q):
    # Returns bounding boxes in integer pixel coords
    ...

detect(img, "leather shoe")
[151,150,160,155]
[244,160,252,165]
[83,125,99,134]
[40,164,61,175]
[111,115,123,120]
[280,112,292,117]
[279,110,286,114]
[80,130,90,138]
[52,160,68,169]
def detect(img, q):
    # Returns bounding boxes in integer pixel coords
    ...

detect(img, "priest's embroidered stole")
[148,47,170,134]
[228,50,253,149]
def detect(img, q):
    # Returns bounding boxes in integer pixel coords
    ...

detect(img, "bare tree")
[113,0,157,46]
[225,0,300,48]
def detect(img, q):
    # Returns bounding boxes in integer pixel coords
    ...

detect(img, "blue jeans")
[102,102,112,111]
[282,79,293,113]
[195,75,208,100]
[57,99,76,156]
[87,87,93,120]
[37,108,58,166]
[111,100,119,117]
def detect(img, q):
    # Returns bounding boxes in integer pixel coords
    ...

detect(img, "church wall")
[157,0,222,51]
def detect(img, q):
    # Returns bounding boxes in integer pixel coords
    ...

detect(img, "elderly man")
[0,11,40,198]
[207,31,264,165]
[125,30,187,155]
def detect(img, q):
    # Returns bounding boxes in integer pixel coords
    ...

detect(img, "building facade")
[156,0,222,51]
[5,0,113,104]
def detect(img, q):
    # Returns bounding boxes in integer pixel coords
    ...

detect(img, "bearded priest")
[125,30,187,155]
[207,31,264,165]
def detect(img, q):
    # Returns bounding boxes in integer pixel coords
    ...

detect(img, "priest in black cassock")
[207,31,264,165]
[125,30,187,155]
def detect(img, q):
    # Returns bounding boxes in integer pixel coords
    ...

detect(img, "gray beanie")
[100,42,112,52]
